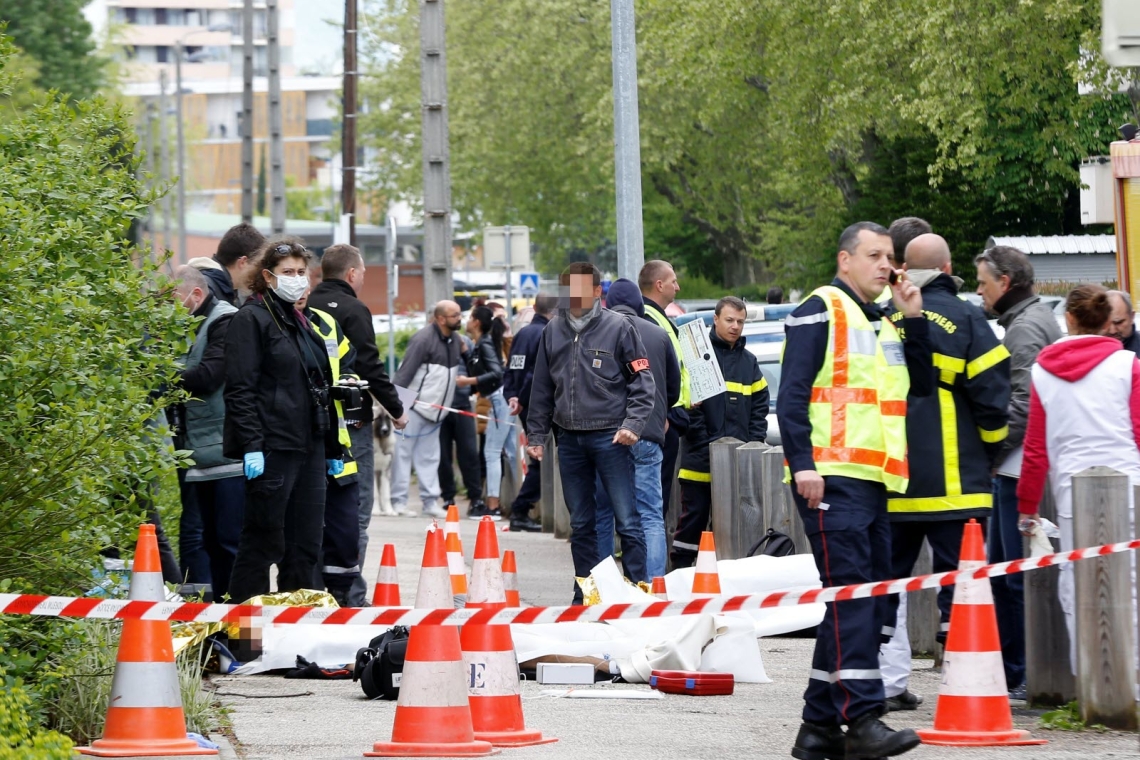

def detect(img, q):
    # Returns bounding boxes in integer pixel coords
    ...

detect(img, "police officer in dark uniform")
[503,293,557,532]
[879,234,1011,710]
[780,222,932,760]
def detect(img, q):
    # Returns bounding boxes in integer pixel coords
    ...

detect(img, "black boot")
[790,721,845,760]
[845,711,921,760]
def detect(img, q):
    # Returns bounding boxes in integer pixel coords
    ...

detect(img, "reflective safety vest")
[805,286,910,492]
[310,307,358,479]
[645,305,690,408]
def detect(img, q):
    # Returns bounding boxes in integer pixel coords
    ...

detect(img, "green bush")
[0,685,72,759]
[0,34,189,595]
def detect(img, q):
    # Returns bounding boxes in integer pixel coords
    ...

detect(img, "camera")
[309,386,331,436]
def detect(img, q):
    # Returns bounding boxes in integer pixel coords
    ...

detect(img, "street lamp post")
[175,24,231,264]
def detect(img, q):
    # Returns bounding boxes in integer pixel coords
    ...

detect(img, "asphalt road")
[212,500,1140,759]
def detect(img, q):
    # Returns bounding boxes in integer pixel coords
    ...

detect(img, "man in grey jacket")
[975,245,1062,699]
[391,301,463,518]
[527,263,656,602]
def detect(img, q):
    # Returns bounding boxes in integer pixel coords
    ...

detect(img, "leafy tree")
[0,35,188,592]
[0,1,105,97]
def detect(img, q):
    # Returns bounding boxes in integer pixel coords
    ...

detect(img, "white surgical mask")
[272,274,309,303]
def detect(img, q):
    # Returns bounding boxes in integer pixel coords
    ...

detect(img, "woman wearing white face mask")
[223,238,345,606]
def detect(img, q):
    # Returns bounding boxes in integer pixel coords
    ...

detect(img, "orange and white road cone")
[78,525,217,757]
[917,519,1046,747]
[501,551,520,607]
[651,576,668,600]
[691,531,721,597]
[372,544,401,607]
[365,524,495,757]
[445,521,468,607]
[461,518,556,748]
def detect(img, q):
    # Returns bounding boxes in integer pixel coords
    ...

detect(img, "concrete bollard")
[1025,485,1075,706]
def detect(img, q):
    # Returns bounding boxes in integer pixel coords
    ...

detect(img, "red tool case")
[649,670,735,696]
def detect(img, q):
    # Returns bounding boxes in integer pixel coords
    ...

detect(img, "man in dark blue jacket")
[503,293,556,531]
[673,296,768,568]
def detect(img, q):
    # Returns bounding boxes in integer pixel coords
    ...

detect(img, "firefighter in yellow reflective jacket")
[877,234,1011,710]
[307,301,364,606]
[778,222,933,760]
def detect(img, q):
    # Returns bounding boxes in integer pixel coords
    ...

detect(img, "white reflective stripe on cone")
[129,571,166,602]
[396,660,471,707]
[378,567,398,584]
[447,552,466,576]
[503,573,518,592]
[809,668,882,683]
[468,560,506,604]
[413,568,453,609]
[445,521,459,538]
[938,651,1007,696]
[108,661,183,708]
[694,552,718,574]
[462,650,522,696]
[953,561,993,605]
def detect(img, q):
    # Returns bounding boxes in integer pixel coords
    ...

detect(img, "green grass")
[1039,701,1108,732]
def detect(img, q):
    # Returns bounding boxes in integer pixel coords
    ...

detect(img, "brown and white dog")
[372,403,396,516]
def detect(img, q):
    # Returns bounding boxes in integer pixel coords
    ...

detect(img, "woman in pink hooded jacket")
[1017,283,1140,672]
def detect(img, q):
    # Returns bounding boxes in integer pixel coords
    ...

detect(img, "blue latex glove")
[326,459,344,476]
[244,452,265,479]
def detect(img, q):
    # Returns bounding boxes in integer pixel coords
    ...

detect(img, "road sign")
[519,272,540,296]
[483,226,532,270]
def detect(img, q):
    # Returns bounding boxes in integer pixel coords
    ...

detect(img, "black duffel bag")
[747,528,797,558]
[353,626,410,700]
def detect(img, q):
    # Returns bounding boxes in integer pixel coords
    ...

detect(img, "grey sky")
[293,0,343,75]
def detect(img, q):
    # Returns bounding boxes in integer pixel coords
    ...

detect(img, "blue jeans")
[484,390,511,499]
[989,474,1025,689]
[596,440,665,579]
[556,429,647,603]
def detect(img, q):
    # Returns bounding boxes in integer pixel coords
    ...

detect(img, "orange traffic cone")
[77,525,217,757]
[691,531,721,597]
[651,576,668,600]
[461,518,556,747]
[502,551,520,607]
[372,544,401,607]
[445,505,468,605]
[917,519,1046,746]
[365,524,495,757]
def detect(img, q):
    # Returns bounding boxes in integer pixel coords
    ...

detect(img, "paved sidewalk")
[216,507,1139,759]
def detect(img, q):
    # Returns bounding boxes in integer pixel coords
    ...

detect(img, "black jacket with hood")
[606,279,680,445]
[223,290,343,460]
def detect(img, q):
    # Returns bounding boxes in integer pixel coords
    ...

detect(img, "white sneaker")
[393,504,414,517]
[422,504,447,519]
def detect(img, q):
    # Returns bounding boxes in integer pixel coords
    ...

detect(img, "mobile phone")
[888,270,899,285]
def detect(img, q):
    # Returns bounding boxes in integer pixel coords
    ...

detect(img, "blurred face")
[435,301,462,334]
[838,230,894,302]
[975,261,1009,313]
[1107,294,1135,340]
[714,305,746,346]
[174,283,205,312]
[466,313,480,335]
[346,258,366,294]
[656,266,680,305]
[568,273,601,313]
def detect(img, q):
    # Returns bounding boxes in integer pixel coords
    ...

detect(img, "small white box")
[536,662,595,685]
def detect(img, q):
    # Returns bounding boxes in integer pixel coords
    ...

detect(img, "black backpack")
[353,626,410,700]
[747,528,797,558]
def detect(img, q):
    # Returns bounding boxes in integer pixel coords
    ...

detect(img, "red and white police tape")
[413,400,517,427]
[3,537,1138,627]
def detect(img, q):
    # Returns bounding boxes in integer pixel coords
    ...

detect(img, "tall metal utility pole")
[267,0,285,233]
[609,0,645,280]
[240,0,254,222]
[419,0,454,309]
[342,0,357,246]
[175,42,188,264]
[158,70,173,256]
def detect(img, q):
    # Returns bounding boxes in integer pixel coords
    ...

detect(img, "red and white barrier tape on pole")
[413,400,517,427]
[3,538,1138,627]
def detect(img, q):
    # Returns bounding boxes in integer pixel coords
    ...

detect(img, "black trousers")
[510,455,542,519]
[438,401,482,502]
[229,444,326,604]
[320,476,361,605]
[194,475,246,600]
[671,479,712,568]
[886,518,971,645]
